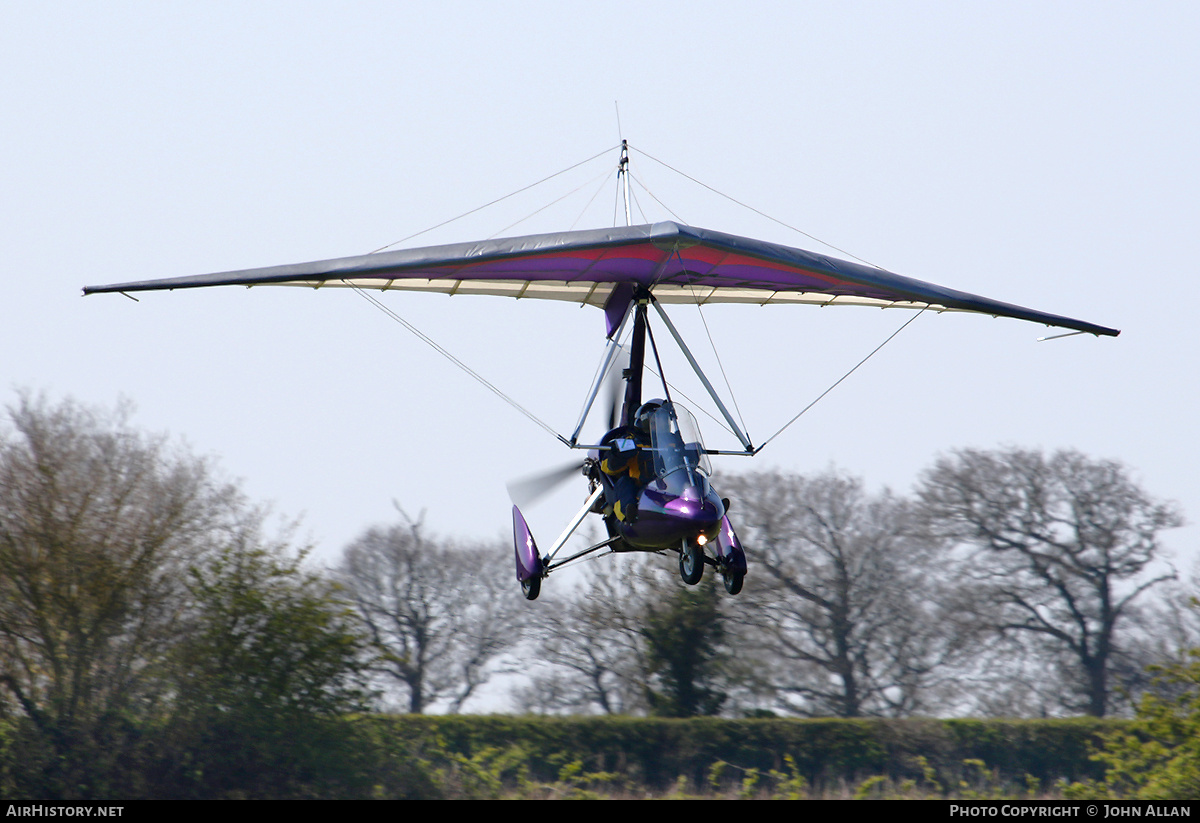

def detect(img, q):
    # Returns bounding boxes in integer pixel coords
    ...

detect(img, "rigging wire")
[572,329,630,434]
[631,144,886,271]
[346,282,568,444]
[625,144,935,454]
[572,319,736,441]
[617,154,751,443]
[571,324,738,444]
[667,246,751,441]
[629,180,650,225]
[644,318,673,407]
[753,308,927,454]
[623,156,748,441]
[687,296,750,439]
[641,363,737,440]
[629,168,687,224]
[570,169,617,231]
[350,142,925,457]
[488,167,612,239]
[614,163,652,226]
[367,144,619,254]
[611,172,625,228]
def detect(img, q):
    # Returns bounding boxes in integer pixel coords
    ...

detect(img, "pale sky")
[3,2,1197,584]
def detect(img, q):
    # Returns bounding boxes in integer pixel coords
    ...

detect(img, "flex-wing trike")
[80,143,1119,607]
[517,398,748,598]
[512,289,750,600]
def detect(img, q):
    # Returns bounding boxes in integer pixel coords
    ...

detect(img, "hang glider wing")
[83,222,1119,338]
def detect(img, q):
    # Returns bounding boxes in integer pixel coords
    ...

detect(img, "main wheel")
[679,543,704,585]
[723,570,744,595]
[521,575,541,601]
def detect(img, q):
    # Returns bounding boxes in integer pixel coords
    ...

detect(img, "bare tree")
[336,512,522,713]
[722,470,956,718]
[1149,568,1200,667]
[1084,559,1200,711]
[0,393,246,793]
[916,447,1183,717]
[518,556,746,717]
[516,560,653,715]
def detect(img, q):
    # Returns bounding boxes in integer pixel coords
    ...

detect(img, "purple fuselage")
[617,469,725,550]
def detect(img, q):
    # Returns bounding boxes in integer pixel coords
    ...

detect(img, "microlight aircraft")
[84,143,1119,601]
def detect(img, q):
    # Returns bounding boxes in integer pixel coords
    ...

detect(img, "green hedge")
[368,715,1118,793]
[0,714,1120,798]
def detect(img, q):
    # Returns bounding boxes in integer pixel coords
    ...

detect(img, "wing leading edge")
[83,222,1119,338]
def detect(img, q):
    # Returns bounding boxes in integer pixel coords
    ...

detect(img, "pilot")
[601,402,659,522]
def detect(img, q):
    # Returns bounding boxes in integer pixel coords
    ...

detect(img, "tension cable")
[368,144,619,254]
[347,283,569,445]
[753,308,927,454]
[489,167,612,239]
[632,144,886,270]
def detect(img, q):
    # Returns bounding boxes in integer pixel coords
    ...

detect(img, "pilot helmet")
[634,401,662,431]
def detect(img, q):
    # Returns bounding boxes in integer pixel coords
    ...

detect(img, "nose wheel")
[679,542,704,585]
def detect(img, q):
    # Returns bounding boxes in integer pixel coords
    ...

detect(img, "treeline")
[0,393,1195,799]
[516,462,1191,721]
[328,440,1194,724]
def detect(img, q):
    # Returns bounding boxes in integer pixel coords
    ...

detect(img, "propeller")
[507,345,628,510]
[605,343,629,430]
[507,460,587,509]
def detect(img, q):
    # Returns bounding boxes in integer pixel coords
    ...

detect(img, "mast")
[616,140,644,427]
[610,141,665,431]
[618,139,632,228]
[620,296,648,426]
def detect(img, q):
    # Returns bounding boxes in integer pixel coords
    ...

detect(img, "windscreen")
[647,401,711,481]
